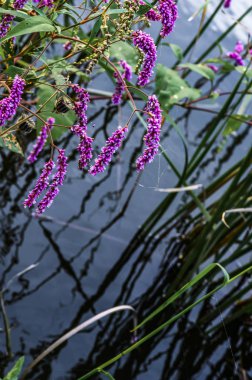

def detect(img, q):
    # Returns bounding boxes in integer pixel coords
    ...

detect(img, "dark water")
[1,1,252,379]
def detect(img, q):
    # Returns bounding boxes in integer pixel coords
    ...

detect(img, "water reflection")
[1,2,252,379]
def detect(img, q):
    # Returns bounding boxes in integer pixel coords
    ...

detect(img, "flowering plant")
[0,0,250,216]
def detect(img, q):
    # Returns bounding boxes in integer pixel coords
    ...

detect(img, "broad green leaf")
[1,16,55,44]
[4,357,25,380]
[155,64,200,108]
[109,41,139,68]
[0,134,23,155]
[179,63,215,80]
[37,84,75,140]
[0,8,28,19]
[223,114,251,136]
[169,87,201,104]
[163,43,183,61]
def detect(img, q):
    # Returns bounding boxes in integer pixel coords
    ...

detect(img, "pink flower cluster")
[140,0,177,38]
[36,149,68,215]
[0,14,14,38]
[72,84,93,169]
[28,117,54,163]
[33,0,55,7]
[136,95,162,171]
[112,60,132,105]
[0,75,25,127]
[158,0,178,38]
[24,149,68,215]
[132,30,157,86]
[89,126,128,175]
[227,41,245,66]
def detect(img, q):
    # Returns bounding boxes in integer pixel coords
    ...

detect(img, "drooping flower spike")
[136,95,162,171]
[28,117,55,163]
[132,30,157,86]
[24,159,55,208]
[112,60,133,105]
[89,125,128,175]
[36,149,68,215]
[0,14,14,39]
[0,75,26,127]
[158,0,178,38]
[72,84,93,169]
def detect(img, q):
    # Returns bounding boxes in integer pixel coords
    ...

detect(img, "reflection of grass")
[75,2,252,378]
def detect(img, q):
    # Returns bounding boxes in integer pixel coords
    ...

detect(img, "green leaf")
[179,63,215,80]
[155,64,201,108]
[4,65,36,80]
[164,43,183,61]
[37,84,75,140]
[169,87,201,104]
[0,16,55,44]
[90,8,128,19]
[3,357,25,380]
[109,41,139,67]
[88,17,102,43]
[0,8,29,19]
[223,114,251,136]
[0,134,23,155]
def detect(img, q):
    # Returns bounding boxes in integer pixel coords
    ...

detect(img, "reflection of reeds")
[0,3,252,379]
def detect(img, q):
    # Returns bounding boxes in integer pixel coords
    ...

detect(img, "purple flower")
[89,125,128,175]
[0,14,14,38]
[235,41,244,54]
[72,84,90,131]
[72,85,93,169]
[36,149,68,215]
[13,0,29,9]
[158,0,178,38]
[28,117,54,163]
[0,75,25,127]
[227,41,245,66]
[76,132,93,169]
[227,51,245,66]
[33,0,55,7]
[136,95,162,171]
[146,8,161,21]
[132,30,157,86]
[24,159,55,208]
[63,41,72,51]
[207,64,219,73]
[139,0,161,21]
[112,60,132,105]
[224,0,231,8]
